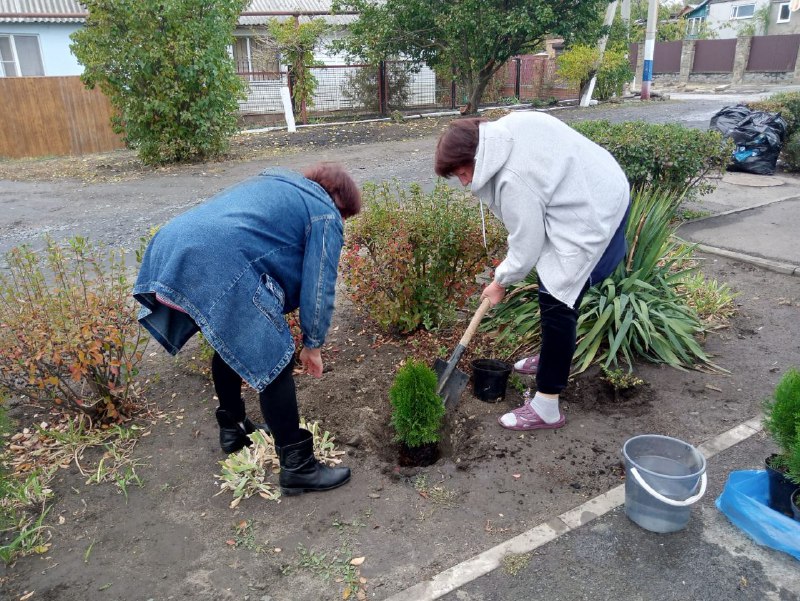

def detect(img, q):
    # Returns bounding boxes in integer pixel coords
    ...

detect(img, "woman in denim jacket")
[133,164,360,496]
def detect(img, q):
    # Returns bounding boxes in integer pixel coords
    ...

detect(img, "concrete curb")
[684,194,800,224]
[383,417,764,601]
[693,244,800,276]
[678,195,800,276]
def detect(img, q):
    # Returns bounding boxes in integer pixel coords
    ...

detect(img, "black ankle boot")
[277,429,351,495]
[215,408,270,454]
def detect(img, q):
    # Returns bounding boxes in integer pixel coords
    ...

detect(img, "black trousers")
[211,351,301,447]
[535,277,590,395]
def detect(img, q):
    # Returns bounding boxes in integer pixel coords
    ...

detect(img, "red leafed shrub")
[0,237,147,423]
[341,181,505,333]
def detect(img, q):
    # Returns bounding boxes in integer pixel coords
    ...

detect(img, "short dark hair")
[303,162,361,219]
[434,118,487,178]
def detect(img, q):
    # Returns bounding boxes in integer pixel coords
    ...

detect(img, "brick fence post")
[635,42,644,92]
[680,39,696,84]
[732,36,752,84]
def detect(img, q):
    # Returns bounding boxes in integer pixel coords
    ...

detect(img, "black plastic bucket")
[471,359,512,402]
[766,454,795,517]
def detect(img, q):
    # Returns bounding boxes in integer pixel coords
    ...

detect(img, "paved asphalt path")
[438,431,800,601]
[0,93,780,259]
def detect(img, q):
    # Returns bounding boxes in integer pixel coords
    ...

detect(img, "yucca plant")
[488,187,715,372]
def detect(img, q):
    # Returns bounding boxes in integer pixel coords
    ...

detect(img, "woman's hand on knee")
[299,346,323,378]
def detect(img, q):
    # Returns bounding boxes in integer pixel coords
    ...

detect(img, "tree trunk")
[463,73,492,115]
[463,62,498,115]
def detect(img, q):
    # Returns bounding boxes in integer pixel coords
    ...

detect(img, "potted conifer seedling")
[763,367,800,517]
[389,359,445,467]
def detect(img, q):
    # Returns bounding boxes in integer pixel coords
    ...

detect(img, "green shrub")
[763,368,800,483]
[557,45,598,91]
[0,237,147,422]
[70,0,247,165]
[594,50,633,101]
[557,45,632,101]
[341,180,505,333]
[389,360,444,448]
[342,63,413,112]
[572,120,731,197]
[748,92,800,138]
[487,187,716,372]
[781,130,800,172]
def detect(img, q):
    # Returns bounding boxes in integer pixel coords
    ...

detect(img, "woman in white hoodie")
[435,112,630,431]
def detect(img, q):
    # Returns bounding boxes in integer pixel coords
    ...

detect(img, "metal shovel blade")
[433,357,469,410]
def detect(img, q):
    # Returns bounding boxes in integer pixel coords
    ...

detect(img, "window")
[232,36,279,81]
[778,2,792,23]
[0,34,44,77]
[686,16,707,36]
[731,3,756,19]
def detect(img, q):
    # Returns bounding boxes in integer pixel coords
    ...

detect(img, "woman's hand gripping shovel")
[434,297,493,410]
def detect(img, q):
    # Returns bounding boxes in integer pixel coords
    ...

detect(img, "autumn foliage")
[341,181,505,333]
[0,237,147,423]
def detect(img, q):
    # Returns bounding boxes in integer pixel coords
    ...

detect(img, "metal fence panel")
[238,71,289,115]
[693,38,737,73]
[629,43,639,73]
[653,41,682,73]
[747,34,800,72]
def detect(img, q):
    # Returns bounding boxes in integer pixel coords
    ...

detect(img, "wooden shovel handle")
[458,297,493,348]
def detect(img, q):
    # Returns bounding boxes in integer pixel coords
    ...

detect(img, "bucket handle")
[629,467,707,507]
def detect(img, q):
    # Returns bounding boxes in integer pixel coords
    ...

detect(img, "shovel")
[434,297,493,410]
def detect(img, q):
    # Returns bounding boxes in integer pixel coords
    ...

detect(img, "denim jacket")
[133,168,344,391]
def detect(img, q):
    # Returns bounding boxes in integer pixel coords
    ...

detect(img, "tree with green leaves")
[70,0,247,165]
[267,18,329,124]
[332,0,613,113]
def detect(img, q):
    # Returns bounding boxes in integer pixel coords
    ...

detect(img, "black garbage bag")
[710,105,788,175]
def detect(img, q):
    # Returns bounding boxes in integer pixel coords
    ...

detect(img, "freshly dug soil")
[398,442,440,467]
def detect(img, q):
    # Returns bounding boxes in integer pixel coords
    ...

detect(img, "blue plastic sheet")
[716,470,800,561]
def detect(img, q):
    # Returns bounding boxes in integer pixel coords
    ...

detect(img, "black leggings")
[535,277,590,395]
[211,352,301,447]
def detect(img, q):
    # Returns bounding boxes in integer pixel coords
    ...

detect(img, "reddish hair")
[303,162,361,219]
[434,118,487,178]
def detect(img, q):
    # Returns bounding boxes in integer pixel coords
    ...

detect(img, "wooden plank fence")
[0,76,125,159]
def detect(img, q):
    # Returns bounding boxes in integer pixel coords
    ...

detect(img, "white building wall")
[707,0,771,39]
[1,22,83,75]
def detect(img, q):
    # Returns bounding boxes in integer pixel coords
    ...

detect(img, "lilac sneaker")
[513,355,540,375]
[498,402,565,431]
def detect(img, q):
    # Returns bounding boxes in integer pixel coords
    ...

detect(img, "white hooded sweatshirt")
[471,111,629,308]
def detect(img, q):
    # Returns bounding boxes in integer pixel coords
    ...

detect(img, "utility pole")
[641,0,658,100]
[580,0,619,107]
[621,0,633,89]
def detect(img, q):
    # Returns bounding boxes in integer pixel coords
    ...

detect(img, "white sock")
[530,392,561,424]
